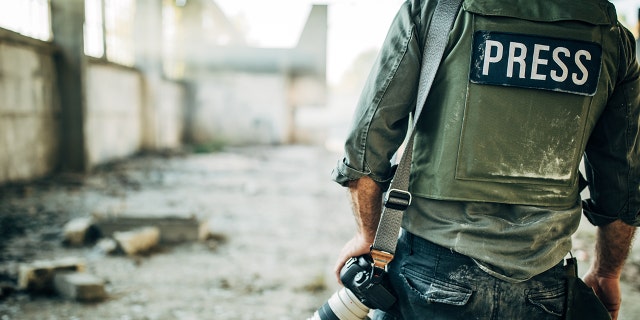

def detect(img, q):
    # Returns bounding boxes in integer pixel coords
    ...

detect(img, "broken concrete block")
[113,226,160,255]
[93,211,201,243]
[198,218,214,241]
[54,272,107,302]
[94,238,118,255]
[198,219,228,242]
[18,257,85,293]
[63,217,99,246]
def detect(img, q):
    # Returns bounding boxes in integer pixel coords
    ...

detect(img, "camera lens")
[308,288,370,320]
[314,301,340,320]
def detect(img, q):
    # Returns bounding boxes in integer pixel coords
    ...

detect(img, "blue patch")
[469,31,602,96]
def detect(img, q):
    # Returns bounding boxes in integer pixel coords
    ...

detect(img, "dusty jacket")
[333,0,640,226]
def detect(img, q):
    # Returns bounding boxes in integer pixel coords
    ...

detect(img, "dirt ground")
[1,145,639,320]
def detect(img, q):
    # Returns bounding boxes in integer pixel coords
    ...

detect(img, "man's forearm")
[347,176,384,243]
[583,220,636,319]
[593,220,637,277]
[334,177,385,281]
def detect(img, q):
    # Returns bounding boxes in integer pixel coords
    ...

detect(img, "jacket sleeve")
[583,24,640,227]
[332,1,424,188]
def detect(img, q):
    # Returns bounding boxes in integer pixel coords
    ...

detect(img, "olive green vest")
[411,0,620,207]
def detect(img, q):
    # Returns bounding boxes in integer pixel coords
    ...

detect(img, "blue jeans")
[371,231,566,320]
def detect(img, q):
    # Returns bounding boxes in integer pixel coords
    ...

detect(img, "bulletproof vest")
[410,0,620,207]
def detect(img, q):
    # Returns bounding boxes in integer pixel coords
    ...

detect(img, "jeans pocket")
[401,267,473,306]
[526,284,566,317]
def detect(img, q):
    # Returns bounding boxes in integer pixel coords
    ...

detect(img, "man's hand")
[582,220,636,320]
[334,177,383,283]
[334,234,372,284]
[583,272,621,319]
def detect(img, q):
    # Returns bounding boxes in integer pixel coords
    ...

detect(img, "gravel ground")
[0,145,638,319]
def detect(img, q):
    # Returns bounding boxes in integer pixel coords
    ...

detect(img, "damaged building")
[0,1,341,318]
[0,0,327,185]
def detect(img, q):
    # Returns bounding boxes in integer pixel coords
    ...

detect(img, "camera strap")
[370,0,463,270]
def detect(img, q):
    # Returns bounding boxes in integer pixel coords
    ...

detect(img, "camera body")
[308,254,396,320]
[340,255,396,311]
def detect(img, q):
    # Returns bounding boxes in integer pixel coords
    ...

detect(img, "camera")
[308,255,396,320]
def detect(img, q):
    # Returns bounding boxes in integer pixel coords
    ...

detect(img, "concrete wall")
[0,0,324,185]
[0,40,60,183]
[85,64,143,166]
[189,72,289,145]
[153,80,185,149]
[0,33,186,185]
[183,4,328,145]
[85,63,186,166]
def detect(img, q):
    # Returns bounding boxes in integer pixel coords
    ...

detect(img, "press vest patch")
[469,31,602,96]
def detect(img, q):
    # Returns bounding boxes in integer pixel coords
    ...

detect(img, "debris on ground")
[1,145,639,320]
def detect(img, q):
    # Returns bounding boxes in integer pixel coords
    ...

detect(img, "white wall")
[154,80,185,149]
[0,43,60,183]
[0,40,187,185]
[84,64,186,166]
[85,64,143,166]
[189,72,290,145]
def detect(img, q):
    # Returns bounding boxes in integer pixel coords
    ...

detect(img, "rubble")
[61,211,204,256]
[93,211,202,244]
[112,226,161,256]
[62,217,99,247]
[18,257,85,293]
[1,146,638,319]
[53,272,107,302]
[93,238,118,255]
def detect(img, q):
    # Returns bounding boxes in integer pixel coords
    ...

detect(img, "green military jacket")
[333,0,640,226]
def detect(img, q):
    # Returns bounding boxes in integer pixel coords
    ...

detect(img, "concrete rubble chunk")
[113,226,160,255]
[18,257,85,293]
[54,272,107,302]
[198,219,227,242]
[94,238,118,255]
[63,217,98,246]
[93,211,202,243]
[198,218,215,241]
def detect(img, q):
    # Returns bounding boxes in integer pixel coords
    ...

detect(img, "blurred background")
[0,0,637,178]
[0,0,407,179]
[0,0,639,319]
